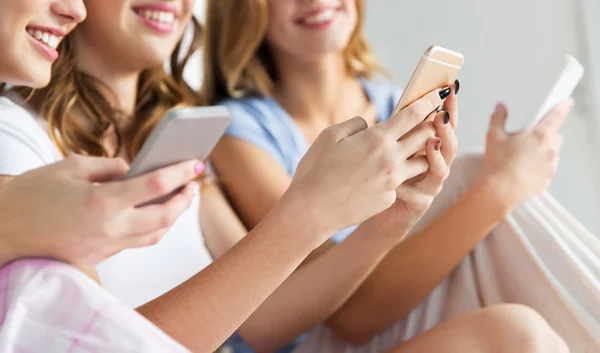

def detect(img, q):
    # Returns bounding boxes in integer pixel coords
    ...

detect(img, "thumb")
[329,116,368,142]
[62,156,130,182]
[488,102,508,137]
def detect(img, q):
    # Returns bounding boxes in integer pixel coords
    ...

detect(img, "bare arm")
[0,176,17,265]
[203,108,450,352]
[200,182,409,352]
[0,175,100,280]
[137,192,331,352]
[211,137,293,230]
[212,137,335,266]
[134,109,439,352]
[326,178,511,343]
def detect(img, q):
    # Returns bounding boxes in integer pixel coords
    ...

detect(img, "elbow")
[325,316,375,347]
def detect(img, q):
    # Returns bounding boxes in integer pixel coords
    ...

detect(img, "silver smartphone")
[125,106,231,204]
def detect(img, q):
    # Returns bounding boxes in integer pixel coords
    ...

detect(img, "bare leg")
[386,304,569,353]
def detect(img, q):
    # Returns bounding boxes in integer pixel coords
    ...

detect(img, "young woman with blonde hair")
[203,0,597,352]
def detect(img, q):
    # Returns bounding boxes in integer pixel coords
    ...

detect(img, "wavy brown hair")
[2,18,203,160]
[199,0,384,105]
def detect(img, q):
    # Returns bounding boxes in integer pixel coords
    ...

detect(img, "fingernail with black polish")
[434,137,442,151]
[443,110,450,124]
[454,79,460,95]
[439,87,451,100]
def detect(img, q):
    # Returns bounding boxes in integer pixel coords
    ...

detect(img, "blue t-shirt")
[220,78,401,353]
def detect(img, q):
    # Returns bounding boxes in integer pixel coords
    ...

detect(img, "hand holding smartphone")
[393,45,464,116]
[126,106,231,206]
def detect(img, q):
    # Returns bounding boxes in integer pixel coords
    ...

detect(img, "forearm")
[0,244,15,268]
[238,218,403,352]
[0,177,20,267]
[328,178,513,343]
[136,197,330,353]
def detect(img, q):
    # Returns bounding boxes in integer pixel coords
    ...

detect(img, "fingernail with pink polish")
[195,161,205,175]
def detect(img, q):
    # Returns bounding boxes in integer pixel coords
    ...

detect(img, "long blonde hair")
[199,0,383,105]
[2,18,203,160]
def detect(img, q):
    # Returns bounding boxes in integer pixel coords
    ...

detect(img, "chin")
[31,69,52,88]
[302,44,348,59]
[139,48,174,69]
[12,68,49,88]
[32,77,51,88]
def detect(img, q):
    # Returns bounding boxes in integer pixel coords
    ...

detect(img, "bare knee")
[481,304,569,353]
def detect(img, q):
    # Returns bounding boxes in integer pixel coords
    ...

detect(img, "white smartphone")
[125,106,230,205]
[522,54,584,130]
[392,45,464,116]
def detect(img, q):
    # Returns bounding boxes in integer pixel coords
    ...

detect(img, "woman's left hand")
[373,85,459,240]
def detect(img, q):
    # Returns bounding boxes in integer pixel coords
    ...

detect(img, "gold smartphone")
[392,45,465,115]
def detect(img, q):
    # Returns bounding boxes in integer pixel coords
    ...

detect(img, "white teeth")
[303,9,336,25]
[27,28,62,50]
[48,35,59,49]
[138,9,175,24]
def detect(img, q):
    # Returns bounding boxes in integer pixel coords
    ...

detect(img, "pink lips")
[133,3,178,34]
[295,7,340,30]
[26,26,64,62]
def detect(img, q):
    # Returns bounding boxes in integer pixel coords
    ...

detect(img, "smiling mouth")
[26,27,61,49]
[133,8,176,25]
[297,8,341,26]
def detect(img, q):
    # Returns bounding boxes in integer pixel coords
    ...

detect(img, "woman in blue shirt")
[200,1,588,353]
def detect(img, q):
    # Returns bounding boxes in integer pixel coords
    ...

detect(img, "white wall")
[363,0,600,234]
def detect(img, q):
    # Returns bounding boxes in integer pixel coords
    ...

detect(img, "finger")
[418,137,448,192]
[381,88,444,138]
[434,110,458,165]
[406,109,446,159]
[535,99,573,133]
[402,155,429,181]
[120,183,196,237]
[398,120,436,158]
[63,155,130,182]
[442,80,459,129]
[107,160,201,206]
[488,102,508,138]
[329,116,368,142]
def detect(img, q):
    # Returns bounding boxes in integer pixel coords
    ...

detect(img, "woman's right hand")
[285,89,444,239]
[0,155,202,266]
[477,100,573,210]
